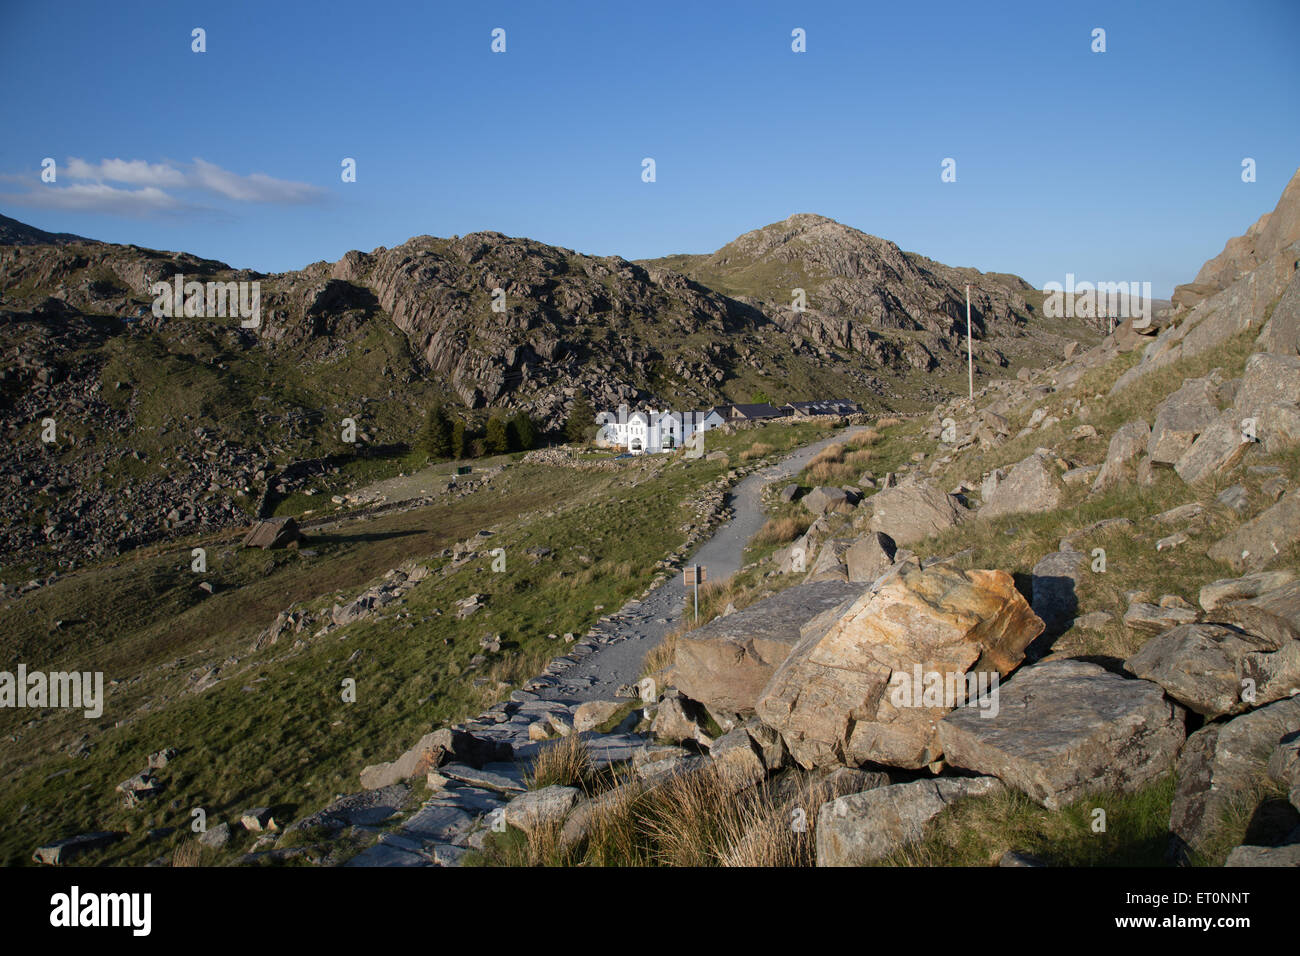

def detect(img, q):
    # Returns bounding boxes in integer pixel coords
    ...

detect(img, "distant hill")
[0,212,1099,572]
[0,212,94,246]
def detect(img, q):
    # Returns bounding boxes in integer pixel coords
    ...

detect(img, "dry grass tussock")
[525,733,594,790]
[752,515,811,546]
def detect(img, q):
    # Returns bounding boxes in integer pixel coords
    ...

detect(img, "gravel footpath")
[533,427,868,703]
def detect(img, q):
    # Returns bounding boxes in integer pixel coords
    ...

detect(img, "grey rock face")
[980,453,1065,519]
[1031,549,1086,637]
[938,659,1186,811]
[816,776,1003,866]
[1207,491,1300,573]
[1092,420,1150,492]
[1172,408,1252,486]
[1124,623,1300,718]
[845,531,896,583]
[671,580,863,716]
[1148,374,1223,464]
[1170,696,1300,860]
[867,479,967,545]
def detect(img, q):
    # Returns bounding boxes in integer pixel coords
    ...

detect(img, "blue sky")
[2,0,1297,297]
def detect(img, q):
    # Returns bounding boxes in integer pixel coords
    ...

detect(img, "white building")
[595,405,725,454]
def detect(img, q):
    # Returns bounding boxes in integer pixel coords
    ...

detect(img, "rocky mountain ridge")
[0,212,1095,574]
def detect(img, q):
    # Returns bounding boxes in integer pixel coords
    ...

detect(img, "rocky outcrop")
[1124,623,1300,719]
[1176,168,1300,301]
[980,452,1065,519]
[1207,491,1300,572]
[756,563,1043,770]
[938,659,1186,811]
[816,776,1003,866]
[866,479,967,545]
[671,581,863,717]
[1170,696,1300,861]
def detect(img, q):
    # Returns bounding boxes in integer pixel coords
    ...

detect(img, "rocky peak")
[1176,166,1300,308]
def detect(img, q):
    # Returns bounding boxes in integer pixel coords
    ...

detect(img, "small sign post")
[684,565,707,623]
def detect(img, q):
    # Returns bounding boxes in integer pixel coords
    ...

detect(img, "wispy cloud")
[189,158,324,203]
[2,182,183,217]
[3,156,327,216]
[65,158,188,189]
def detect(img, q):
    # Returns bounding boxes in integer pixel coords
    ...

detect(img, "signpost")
[684,565,707,623]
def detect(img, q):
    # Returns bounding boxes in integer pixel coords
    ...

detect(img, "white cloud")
[3,182,182,216]
[4,156,326,218]
[28,156,328,210]
[189,158,325,203]
[65,157,187,188]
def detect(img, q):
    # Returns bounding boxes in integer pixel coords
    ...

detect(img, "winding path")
[527,426,868,704]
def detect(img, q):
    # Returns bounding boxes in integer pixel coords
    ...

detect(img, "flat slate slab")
[400,803,475,844]
[581,731,648,768]
[434,762,526,793]
[343,841,430,867]
[937,659,1186,810]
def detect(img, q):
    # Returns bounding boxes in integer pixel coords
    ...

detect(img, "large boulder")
[803,486,851,516]
[756,563,1043,770]
[1207,490,1300,573]
[1173,410,1251,485]
[845,532,896,583]
[1148,375,1222,465]
[671,581,863,716]
[1092,420,1150,492]
[867,480,967,546]
[1257,270,1300,356]
[1124,623,1300,719]
[816,776,1003,866]
[1170,695,1300,861]
[1234,352,1300,420]
[937,659,1186,811]
[980,453,1065,519]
